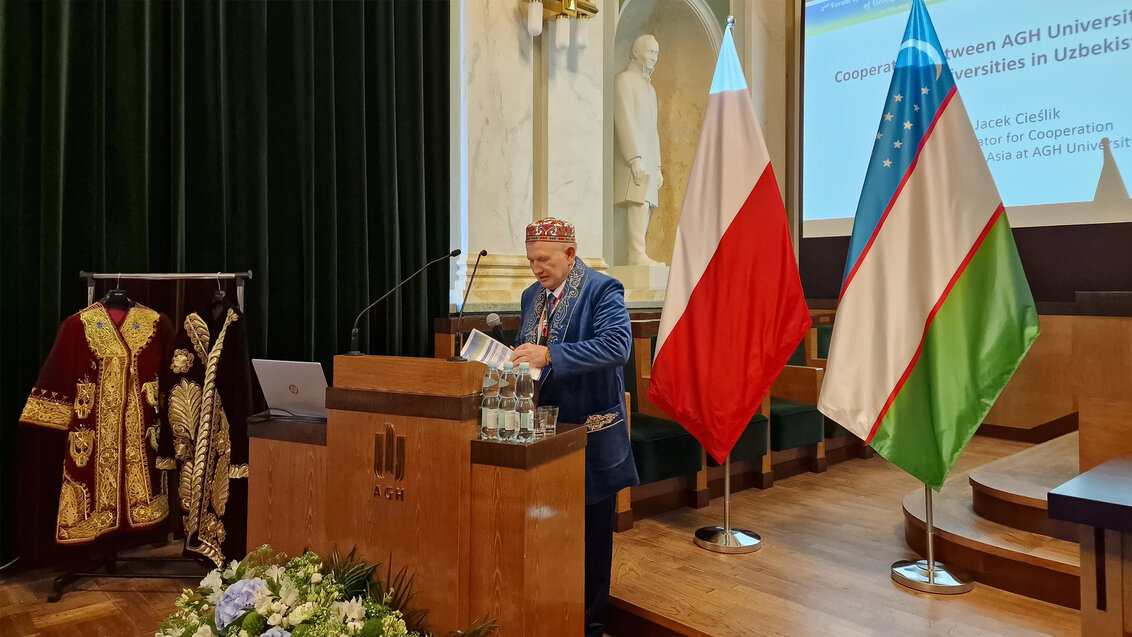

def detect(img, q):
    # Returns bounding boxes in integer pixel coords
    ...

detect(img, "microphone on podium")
[449,249,489,362]
[486,313,506,345]
[348,249,461,355]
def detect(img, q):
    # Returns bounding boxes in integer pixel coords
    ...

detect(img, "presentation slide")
[803,0,1132,237]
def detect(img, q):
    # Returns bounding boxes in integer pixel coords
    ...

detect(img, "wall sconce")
[523,0,598,49]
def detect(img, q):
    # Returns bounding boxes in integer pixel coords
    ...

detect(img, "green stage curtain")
[0,0,450,563]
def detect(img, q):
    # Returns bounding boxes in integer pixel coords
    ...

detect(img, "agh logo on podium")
[373,423,406,501]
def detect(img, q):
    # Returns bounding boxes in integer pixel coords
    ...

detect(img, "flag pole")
[693,454,761,554]
[891,483,973,593]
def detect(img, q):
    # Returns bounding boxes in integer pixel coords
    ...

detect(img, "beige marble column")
[547,16,607,271]
[452,3,609,313]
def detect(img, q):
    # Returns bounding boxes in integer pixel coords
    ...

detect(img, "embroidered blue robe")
[518,258,640,504]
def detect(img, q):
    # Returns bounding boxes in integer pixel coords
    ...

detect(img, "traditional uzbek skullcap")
[525,217,576,243]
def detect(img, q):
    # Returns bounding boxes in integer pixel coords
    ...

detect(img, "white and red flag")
[648,26,811,464]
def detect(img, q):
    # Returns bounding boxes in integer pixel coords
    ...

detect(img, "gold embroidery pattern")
[20,395,73,430]
[82,306,129,540]
[143,380,160,412]
[123,311,164,528]
[184,314,211,362]
[74,382,95,419]
[57,473,90,530]
[147,423,160,451]
[183,309,239,566]
[69,430,95,467]
[120,306,159,354]
[171,348,195,373]
[156,457,178,471]
[169,379,203,508]
[229,464,249,479]
[584,412,621,433]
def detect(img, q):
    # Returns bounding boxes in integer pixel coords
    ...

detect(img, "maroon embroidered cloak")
[19,303,171,544]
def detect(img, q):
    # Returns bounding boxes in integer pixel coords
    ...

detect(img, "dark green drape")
[0,0,450,562]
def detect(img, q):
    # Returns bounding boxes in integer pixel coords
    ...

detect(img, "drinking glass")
[535,405,559,438]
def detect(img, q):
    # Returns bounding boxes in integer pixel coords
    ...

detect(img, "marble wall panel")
[465,1,535,258]
[548,17,605,261]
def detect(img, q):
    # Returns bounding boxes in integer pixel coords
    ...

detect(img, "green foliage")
[376,559,429,632]
[329,545,381,600]
[359,617,386,637]
[241,611,267,634]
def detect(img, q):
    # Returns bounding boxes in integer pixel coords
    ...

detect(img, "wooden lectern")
[247,355,585,636]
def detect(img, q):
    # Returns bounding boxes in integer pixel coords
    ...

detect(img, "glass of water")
[535,405,559,439]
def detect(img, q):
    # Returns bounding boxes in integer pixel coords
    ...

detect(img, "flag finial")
[726,15,735,29]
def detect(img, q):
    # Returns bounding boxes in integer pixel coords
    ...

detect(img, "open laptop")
[251,359,328,419]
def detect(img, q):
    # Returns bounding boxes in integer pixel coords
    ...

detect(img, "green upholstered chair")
[706,413,768,467]
[770,397,824,451]
[768,340,826,463]
[623,335,703,485]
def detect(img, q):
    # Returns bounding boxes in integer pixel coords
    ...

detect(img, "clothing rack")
[43,271,255,601]
[80,270,253,311]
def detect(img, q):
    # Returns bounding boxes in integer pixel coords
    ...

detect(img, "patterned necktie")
[540,291,559,345]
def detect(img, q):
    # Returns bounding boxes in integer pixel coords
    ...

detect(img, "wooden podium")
[247,355,584,636]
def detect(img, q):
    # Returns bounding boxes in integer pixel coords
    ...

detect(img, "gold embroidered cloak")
[165,303,251,566]
[19,303,171,544]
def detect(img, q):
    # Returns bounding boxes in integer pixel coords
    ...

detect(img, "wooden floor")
[609,435,1080,637]
[0,544,189,637]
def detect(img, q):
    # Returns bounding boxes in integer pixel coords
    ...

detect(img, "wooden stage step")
[968,432,1079,541]
[902,482,1080,609]
[608,437,1079,637]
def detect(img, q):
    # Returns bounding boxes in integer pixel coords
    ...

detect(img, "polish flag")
[648,26,811,464]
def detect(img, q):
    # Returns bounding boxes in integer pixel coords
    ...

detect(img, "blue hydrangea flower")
[214,577,268,629]
[262,628,291,637]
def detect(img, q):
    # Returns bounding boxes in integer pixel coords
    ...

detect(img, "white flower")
[206,589,223,605]
[341,596,365,622]
[271,601,285,614]
[222,559,240,579]
[237,631,251,637]
[278,580,300,607]
[192,626,214,637]
[162,628,186,637]
[264,565,285,582]
[288,601,316,624]
[268,612,283,626]
[310,572,323,583]
[382,615,408,637]
[347,621,364,635]
[199,570,223,591]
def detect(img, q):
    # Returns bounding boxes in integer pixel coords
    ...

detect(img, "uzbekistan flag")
[817,0,1039,490]
[648,26,811,464]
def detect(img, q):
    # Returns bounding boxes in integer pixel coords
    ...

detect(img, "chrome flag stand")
[694,455,761,553]
[891,484,973,593]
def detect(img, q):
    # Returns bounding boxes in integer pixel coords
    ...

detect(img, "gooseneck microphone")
[449,249,489,362]
[348,249,461,355]
[486,313,506,344]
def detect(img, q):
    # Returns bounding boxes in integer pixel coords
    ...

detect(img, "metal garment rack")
[80,270,253,311]
[44,271,254,602]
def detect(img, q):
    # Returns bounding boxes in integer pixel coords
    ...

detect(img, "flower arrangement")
[157,546,495,637]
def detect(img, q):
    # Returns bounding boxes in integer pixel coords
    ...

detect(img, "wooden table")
[1048,456,1132,636]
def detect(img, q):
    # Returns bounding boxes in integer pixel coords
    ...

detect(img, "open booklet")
[459,328,542,381]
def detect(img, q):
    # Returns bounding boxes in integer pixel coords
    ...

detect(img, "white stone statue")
[614,34,665,267]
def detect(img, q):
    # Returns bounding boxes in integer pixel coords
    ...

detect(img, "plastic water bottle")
[497,362,517,441]
[516,362,535,444]
[480,367,500,440]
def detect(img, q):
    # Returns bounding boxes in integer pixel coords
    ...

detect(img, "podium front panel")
[325,408,476,631]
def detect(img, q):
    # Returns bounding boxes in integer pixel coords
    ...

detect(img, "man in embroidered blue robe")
[512,217,640,637]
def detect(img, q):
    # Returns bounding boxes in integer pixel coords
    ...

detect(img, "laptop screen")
[251,359,328,418]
